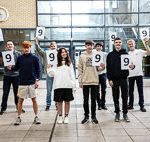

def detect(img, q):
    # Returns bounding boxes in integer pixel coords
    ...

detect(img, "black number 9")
[5,54,11,62]
[49,53,55,61]
[38,29,43,36]
[124,58,129,66]
[111,35,116,40]
[142,30,147,37]
[95,54,101,62]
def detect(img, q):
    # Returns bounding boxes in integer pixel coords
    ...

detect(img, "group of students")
[0,37,149,125]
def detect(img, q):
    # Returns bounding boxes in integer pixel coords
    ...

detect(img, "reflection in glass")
[72,15,104,26]
[38,1,70,13]
[72,1,104,13]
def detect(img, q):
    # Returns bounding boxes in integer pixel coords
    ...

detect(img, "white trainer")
[64,116,69,124]
[57,116,63,124]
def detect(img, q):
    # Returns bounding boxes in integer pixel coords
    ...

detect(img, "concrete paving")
[0,79,150,142]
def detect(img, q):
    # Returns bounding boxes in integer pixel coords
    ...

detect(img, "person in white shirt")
[127,39,150,112]
[95,42,108,110]
[47,48,75,124]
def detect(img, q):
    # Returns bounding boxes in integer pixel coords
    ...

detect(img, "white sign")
[92,51,103,66]
[109,32,117,44]
[36,27,45,39]
[140,28,149,40]
[2,51,15,66]
[121,55,131,70]
[46,50,57,65]
[0,29,4,41]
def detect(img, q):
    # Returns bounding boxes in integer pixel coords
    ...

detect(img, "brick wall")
[0,0,36,28]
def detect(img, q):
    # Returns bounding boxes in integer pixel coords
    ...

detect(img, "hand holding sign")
[121,55,131,70]
[2,51,15,66]
[36,27,45,39]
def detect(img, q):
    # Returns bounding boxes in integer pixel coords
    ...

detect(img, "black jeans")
[1,76,19,110]
[128,76,144,108]
[112,79,128,114]
[97,73,107,107]
[83,85,98,118]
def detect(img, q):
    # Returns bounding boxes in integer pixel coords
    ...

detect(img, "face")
[6,41,14,51]
[114,39,122,51]
[96,45,102,51]
[23,46,31,54]
[50,42,57,50]
[85,44,94,52]
[61,49,67,59]
[128,41,135,51]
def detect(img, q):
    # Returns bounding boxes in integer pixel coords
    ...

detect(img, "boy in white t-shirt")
[127,39,150,112]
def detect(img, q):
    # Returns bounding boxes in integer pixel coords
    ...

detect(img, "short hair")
[22,41,32,48]
[114,37,121,42]
[6,40,14,45]
[95,42,103,47]
[85,40,94,45]
[127,39,135,44]
[50,41,57,46]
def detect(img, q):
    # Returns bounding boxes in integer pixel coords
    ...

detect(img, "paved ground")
[0,79,150,142]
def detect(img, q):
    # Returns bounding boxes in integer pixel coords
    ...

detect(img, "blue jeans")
[46,74,53,107]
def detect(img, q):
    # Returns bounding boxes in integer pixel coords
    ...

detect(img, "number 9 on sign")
[5,54,11,62]
[95,54,101,62]
[49,53,55,61]
[121,55,131,70]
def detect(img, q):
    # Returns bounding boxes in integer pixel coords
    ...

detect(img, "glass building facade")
[1,0,150,76]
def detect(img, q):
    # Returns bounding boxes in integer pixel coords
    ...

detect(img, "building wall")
[0,0,36,28]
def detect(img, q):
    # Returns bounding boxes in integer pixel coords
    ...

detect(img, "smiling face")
[6,41,14,51]
[127,40,136,51]
[61,48,68,59]
[50,42,57,50]
[114,39,122,51]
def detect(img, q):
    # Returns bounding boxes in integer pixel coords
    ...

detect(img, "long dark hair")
[57,47,71,67]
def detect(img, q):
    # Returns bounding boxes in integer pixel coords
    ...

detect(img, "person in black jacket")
[14,41,41,125]
[106,37,130,122]
[0,40,25,115]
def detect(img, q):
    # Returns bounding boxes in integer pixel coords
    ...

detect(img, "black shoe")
[140,107,146,112]
[22,109,25,113]
[98,106,101,110]
[92,117,98,124]
[81,117,89,124]
[115,113,120,122]
[45,106,50,111]
[101,105,108,110]
[0,110,4,115]
[127,105,134,110]
[123,114,130,122]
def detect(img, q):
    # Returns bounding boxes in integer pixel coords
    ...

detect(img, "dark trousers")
[83,85,98,118]
[112,79,128,114]
[97,73,107,107]
[128,76,144,108]
[1,76,19,110]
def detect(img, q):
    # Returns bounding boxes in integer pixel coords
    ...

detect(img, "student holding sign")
[127,39,150,112]
[47,48,75,124]
[95,42,108,110]
[106,37,130,122]
[78,40,99,124]
[0,40,25,115]
[35,37,57,111]
[14,41,41,125]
